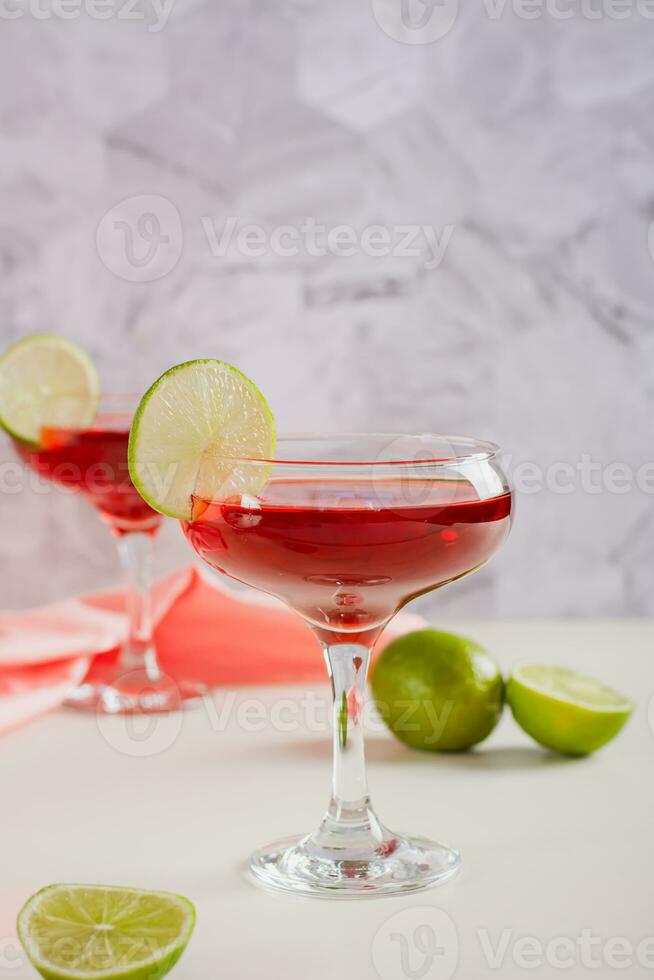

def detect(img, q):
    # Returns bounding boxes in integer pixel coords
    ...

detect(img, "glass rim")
[228,432,501,467]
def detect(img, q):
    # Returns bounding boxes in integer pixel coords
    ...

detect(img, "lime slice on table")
[17,884,195,980]
[128,359,275,520]
[0,335,99,446]
[506,664,634,756]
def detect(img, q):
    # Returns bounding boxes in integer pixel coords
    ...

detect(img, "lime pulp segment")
[512,664,632,711]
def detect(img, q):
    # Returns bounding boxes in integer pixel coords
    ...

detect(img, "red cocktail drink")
[15,420,160,534]
[184,477,512,640]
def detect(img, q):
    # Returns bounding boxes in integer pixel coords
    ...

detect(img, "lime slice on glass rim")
[17,883,195,980]
[506,663,634,756]
[0,334,99,446]
[128,359,275,520]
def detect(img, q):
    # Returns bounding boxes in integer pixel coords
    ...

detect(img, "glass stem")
[115,532,160,681]
[313,638,386,856]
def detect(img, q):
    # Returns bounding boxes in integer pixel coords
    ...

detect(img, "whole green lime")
[371,629,504,752]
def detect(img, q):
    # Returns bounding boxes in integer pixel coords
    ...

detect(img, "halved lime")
[506,664,634,756]
[0,335,99,446]
[128,359,275,520]
[17,884,195,980]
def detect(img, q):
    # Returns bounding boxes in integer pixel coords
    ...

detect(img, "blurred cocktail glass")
[12,394,205,713]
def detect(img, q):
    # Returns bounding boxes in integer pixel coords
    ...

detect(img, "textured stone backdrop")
[0,0,651,618]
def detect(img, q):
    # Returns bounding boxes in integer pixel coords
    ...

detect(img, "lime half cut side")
[0,335,99,446]
[506,664,634,756]
[128,359,275,520]
[17,884,195,980]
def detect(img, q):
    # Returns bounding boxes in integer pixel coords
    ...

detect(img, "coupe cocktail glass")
[13,395,205,714]
[183,433,512,897]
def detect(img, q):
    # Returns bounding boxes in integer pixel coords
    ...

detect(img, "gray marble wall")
[0,0,651,618]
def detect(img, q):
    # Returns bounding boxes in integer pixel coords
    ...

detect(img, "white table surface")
[1,620,653,980]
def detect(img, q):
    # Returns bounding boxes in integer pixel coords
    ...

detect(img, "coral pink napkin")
[0,566,425,735]
[0,568,194,736]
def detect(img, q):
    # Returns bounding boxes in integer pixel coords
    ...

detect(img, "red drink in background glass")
[183,477,512,639]
[14,416,160,534]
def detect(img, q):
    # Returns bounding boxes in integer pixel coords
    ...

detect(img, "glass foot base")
[249,832,461,899]
[65,670,207,714]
